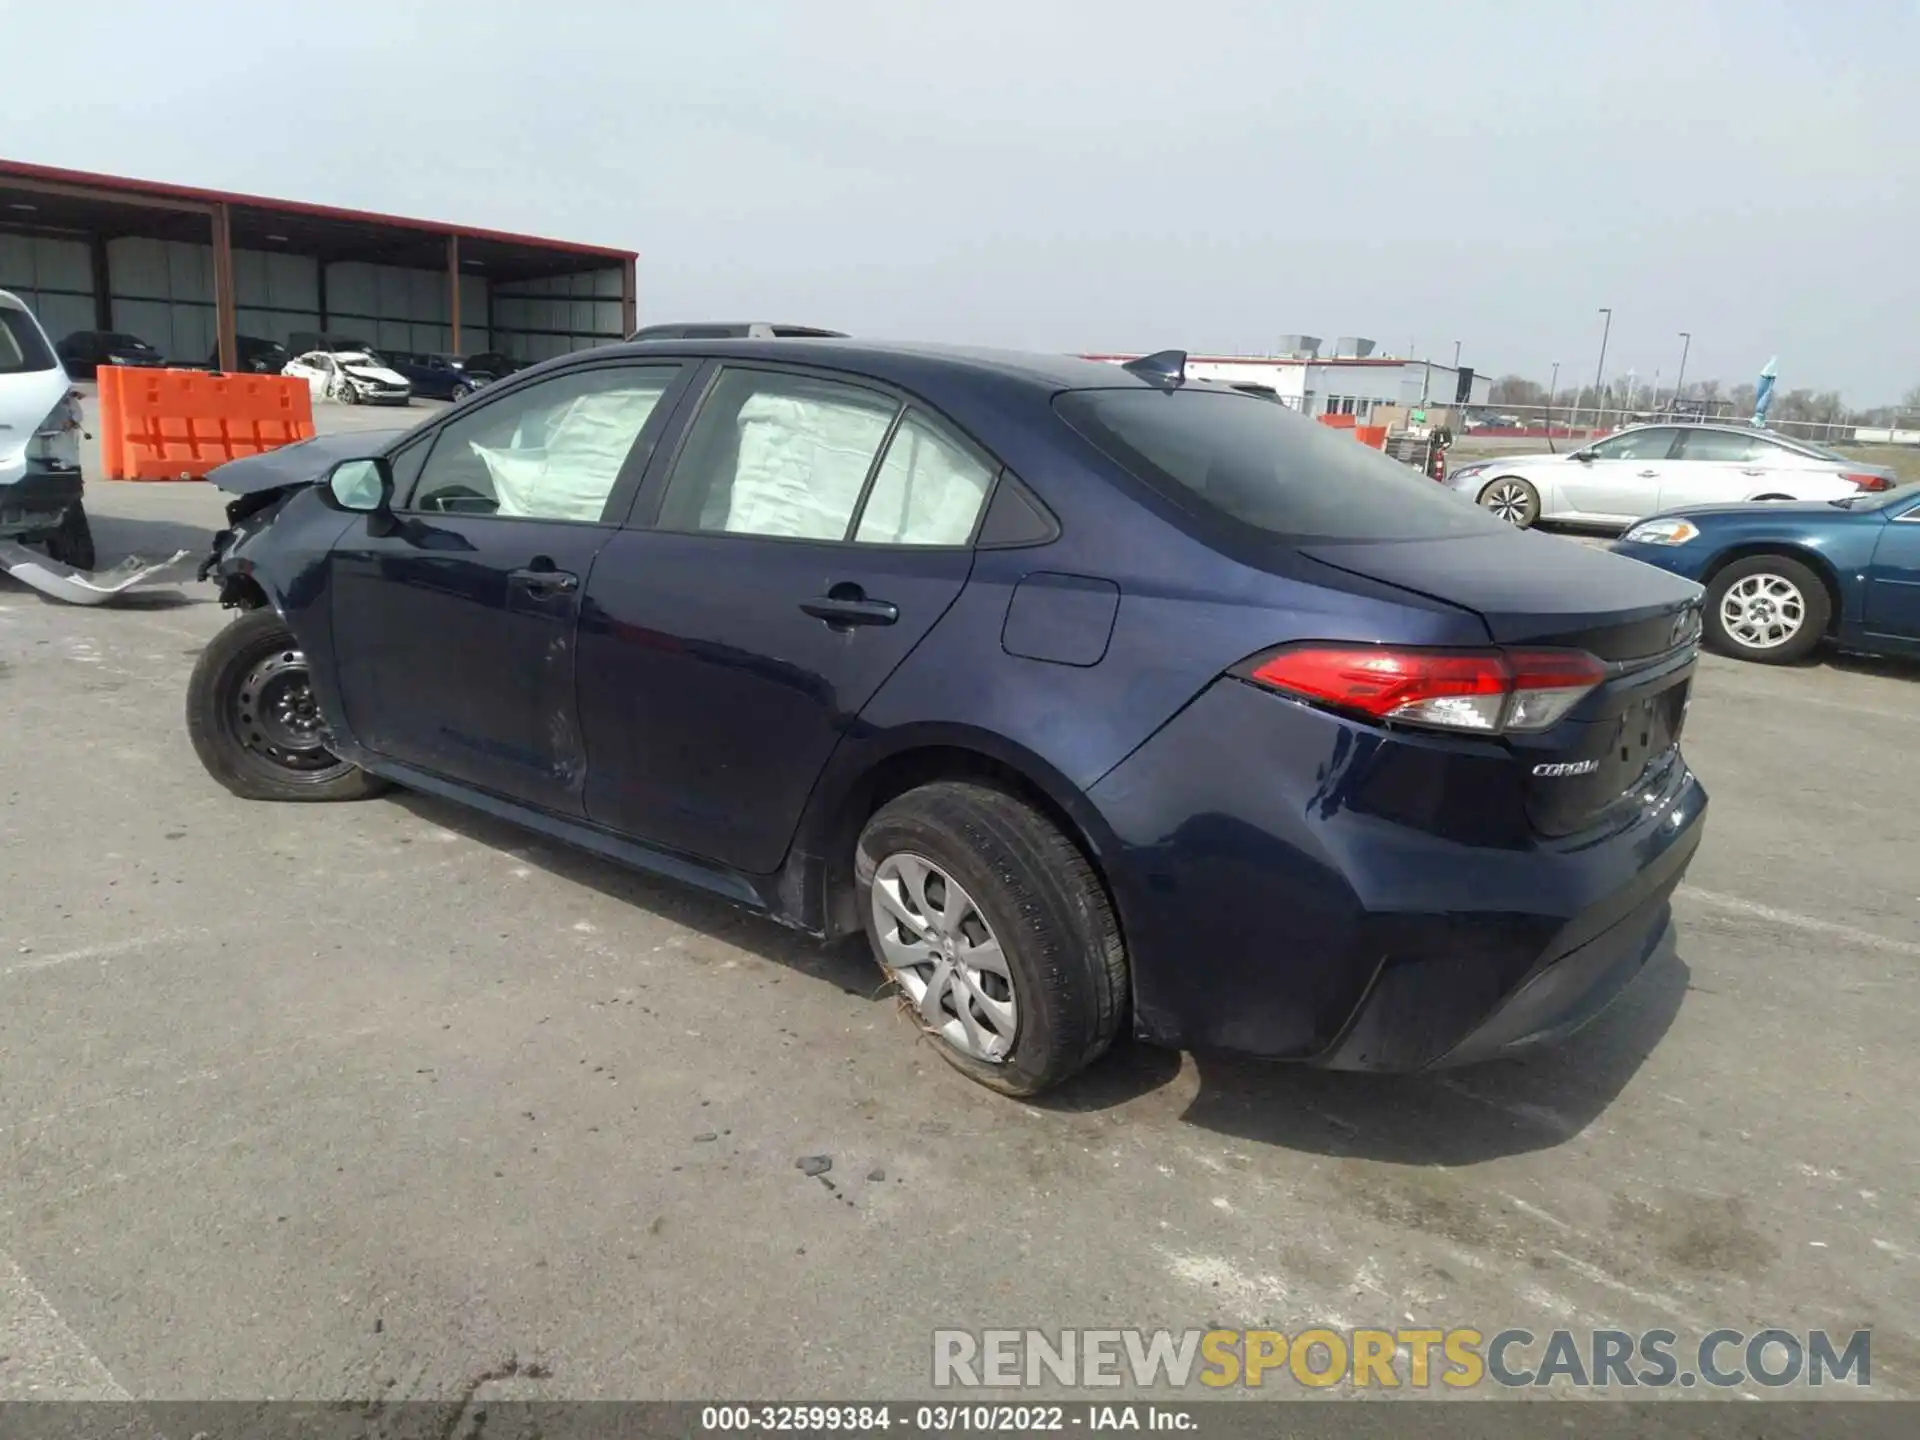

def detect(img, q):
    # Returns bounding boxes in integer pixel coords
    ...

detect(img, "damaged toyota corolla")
[188,340,1708,1096]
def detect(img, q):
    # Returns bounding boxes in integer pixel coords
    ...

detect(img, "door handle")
[1637,469,1659,477]
[801,593,899,627]
[1740,468,1766,476]
[508,567,580,594]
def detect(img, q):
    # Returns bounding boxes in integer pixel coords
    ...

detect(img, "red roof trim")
[1081,352,1435,369]
[0,158,635,262]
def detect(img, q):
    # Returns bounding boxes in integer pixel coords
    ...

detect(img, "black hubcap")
[234,649,343,772]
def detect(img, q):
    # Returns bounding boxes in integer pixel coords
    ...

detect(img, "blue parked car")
[1611,484,1920,664]
[185,341,1708,1095]
[380,351,492,402]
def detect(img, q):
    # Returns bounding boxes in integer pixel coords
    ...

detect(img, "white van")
[0,289,90,568]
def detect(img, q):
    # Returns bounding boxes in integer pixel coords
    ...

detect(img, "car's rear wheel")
[186,607,388,801]
[39,504,95,572]
[855,781,1127,1096]
[1478,476,1540,527]
[1704,554,1829,664]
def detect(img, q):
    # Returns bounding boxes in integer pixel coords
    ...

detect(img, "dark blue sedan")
[380,351,490,402]
[186,340,1708,1095]
[1611,485,1920,664]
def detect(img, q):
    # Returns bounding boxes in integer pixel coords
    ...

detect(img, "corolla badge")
[1533,759,1601,777]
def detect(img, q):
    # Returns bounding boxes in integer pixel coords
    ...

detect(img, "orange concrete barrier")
[1353,425,1388,449]
[97,365,315,481]
[1317,413,1356,429]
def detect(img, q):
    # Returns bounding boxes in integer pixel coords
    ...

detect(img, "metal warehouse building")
[0,159,637,371]
[1084,336,1492,421]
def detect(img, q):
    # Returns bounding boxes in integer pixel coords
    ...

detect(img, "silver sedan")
[1443,423,1897,529]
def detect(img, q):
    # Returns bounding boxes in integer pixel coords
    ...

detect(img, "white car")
[283,349,413,407]
[0,289,91,568]
[1443,422,1898,529]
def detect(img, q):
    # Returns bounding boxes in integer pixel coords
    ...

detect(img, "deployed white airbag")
[722,393,894,539]
[854,415,993,545]
[472,384,667,522]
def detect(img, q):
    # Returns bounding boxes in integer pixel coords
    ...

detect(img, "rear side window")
[1055,387,1503,543]
[0,308,58,375]
[1586,427,1679,461]
[854,411,995,546]
[656,368,900,539]
[1674,429,1760,462]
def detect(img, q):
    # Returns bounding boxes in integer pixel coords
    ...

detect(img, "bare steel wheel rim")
[870,852,1017,1063]
[234,648,345,773]
[1483,481,1531,524]
[1720,573,1806,650]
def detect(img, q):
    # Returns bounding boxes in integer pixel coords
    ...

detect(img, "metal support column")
[620,256,637,339]
[88,234,112,331]
[447,233,462,353]
[210,202,237,373]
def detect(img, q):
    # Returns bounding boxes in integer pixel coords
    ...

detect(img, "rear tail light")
[1241,645,1607,735]
[1843,472,1892,492]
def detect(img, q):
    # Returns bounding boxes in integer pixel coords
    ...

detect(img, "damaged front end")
[198,485,299,605]
[199,428,406,607]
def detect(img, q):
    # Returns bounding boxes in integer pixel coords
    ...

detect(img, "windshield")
[1055,386,1506,542]
[0,306,59,374]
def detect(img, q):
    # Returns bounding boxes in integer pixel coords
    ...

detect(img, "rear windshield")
[0,307,59,374]
[1055,387,1504,542]
[1778,434,1850,463]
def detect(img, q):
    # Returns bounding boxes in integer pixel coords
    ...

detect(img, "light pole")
[1673,331,1692,412]
[1590,307,1613,433]
[1547,360,1561,438]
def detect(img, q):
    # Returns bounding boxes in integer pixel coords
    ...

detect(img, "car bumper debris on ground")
[0,537,193,605]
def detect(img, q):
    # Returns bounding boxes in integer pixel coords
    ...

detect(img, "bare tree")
[1488,375,1548,407]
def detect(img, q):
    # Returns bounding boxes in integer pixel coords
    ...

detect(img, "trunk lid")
[1300,529,1704,837]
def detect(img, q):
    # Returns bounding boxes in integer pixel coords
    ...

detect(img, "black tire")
[1477,475,1541,527]
[855,781,1127,1096]
[185,607,388,801]
[1703,554,1830,664]
[334,376,358,405]
[40,504,95,572]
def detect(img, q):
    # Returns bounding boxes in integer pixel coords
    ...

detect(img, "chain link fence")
[1453,402,1920,450]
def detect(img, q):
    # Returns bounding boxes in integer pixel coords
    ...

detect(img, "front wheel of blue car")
[186,608,389,802]
[855,781,1128,1096]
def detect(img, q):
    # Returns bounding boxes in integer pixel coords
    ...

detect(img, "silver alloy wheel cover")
[1482,480,1532,524]
[1720,573,1806,650]
[869,852,1017,1063]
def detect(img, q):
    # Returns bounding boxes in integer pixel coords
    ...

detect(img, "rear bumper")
[0,463,84,538]
[1088,677,1707,1070]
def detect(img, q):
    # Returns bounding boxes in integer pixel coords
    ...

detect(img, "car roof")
[599,336,1162,394]
[1619,418,1818,447]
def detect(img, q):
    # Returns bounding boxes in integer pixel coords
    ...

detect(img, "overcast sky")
[9,0,1917,401]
